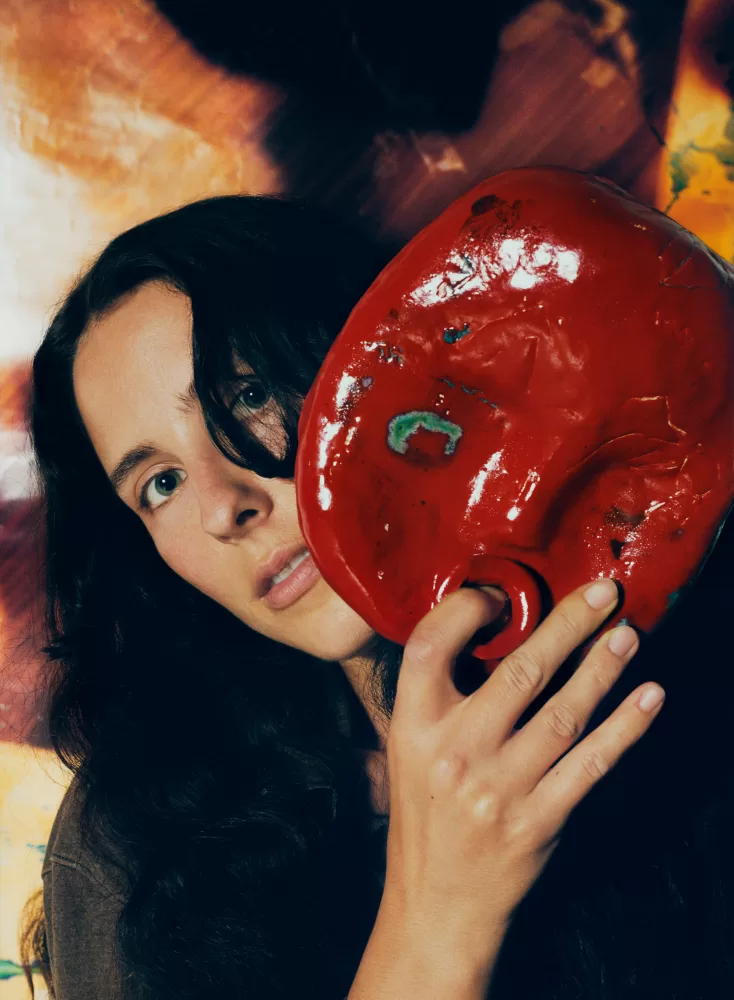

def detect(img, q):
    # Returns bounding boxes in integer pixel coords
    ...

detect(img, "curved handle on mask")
[468,557,542,663]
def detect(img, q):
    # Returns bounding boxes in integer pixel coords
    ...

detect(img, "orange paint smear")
[0,362,43,743]
[0,363,30,431]
[0,0,283,224]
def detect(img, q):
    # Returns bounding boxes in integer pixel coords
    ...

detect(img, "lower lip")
[262,554,322,610]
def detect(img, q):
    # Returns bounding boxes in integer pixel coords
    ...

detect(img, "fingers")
[396,588,506,725]
[530,680,664,835]
[470,579,621,743]
[501,623,640,789]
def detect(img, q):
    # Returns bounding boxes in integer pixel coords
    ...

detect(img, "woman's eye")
[141,469,186,510]
[233,381,271,413]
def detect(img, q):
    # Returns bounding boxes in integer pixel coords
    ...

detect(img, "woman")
[22,194,728,999]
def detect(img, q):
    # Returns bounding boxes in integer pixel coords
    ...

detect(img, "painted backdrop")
[0,0,731,994]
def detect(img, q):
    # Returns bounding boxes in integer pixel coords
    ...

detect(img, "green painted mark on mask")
[387,411,463,457]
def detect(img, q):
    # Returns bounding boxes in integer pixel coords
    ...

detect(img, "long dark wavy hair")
[22,192,734,999]
[23,195,400,1000]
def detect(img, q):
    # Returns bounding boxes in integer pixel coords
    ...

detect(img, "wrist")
[371,886,507,991]
[352,916,493,1000]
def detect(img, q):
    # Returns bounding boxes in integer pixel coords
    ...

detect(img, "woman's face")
[72,281,375,661]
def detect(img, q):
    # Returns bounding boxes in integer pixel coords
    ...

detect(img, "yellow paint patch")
[658,0,734,260]
[0,743,70,993]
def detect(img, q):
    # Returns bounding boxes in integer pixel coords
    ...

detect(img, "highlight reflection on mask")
[296,168,734,660]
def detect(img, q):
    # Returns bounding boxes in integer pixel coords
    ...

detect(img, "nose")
[491,450,592,556]
[488,484,549,552]
[193,454,274,542]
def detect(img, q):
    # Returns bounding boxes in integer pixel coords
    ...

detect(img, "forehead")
[72,282,194,467]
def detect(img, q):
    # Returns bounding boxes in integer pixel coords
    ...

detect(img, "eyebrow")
[175,379,199,412]
[109,444,158,494]
[109,382,199,496]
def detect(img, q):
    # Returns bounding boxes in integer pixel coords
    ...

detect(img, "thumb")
[396,588,506,725]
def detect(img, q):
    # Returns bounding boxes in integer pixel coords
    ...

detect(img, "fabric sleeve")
[43,855,127,1000]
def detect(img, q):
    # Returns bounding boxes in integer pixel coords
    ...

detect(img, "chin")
[301,589,376,662]
[306,622,376,663]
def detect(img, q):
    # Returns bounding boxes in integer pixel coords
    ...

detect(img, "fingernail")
[584,579,618,610]
[638,684,665,713]
[474,586,507,621]
[479,585,507,607]
[607,625,638,657]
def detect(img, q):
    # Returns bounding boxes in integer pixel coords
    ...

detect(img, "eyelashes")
[135,382,275,513]
[138,468,187,511]
[231,379,271,413]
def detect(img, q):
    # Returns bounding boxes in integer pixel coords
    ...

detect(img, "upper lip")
[255,543,309,598]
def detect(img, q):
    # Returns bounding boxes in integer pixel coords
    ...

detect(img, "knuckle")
[503,650,544,696]
[471,788,502,825]
[585,660,614,694]
[504,812,536,848]
[553,605,580,640]
[611,724,630,746]
[546,703,580,740]
[405,626,444,666]
[429,751,468,791]
[581,749,609,780]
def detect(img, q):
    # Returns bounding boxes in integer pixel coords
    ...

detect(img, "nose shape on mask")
[485,489,550,553]
[464,439,574,557]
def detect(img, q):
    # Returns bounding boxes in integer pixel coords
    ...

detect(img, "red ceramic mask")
[296,168,734,660]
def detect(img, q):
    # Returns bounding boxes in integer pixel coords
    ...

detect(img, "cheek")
[588,470,655,528]
[549,466,679,573]
[152,526,225,599]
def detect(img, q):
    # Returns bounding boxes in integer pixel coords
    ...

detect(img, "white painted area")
[0,68,278,363]
[0,111,107,361]
[0,429,35,499]
[499,237,581,289]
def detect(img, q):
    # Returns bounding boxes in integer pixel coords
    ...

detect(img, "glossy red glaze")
[296,168,734,658]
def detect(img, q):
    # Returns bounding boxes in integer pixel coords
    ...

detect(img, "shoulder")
[42,773,127,901]
[42,776,131,998]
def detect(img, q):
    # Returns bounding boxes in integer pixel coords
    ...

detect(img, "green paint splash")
[666,147,694,211]
[387,411,463,457]
[0,959,26,981]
